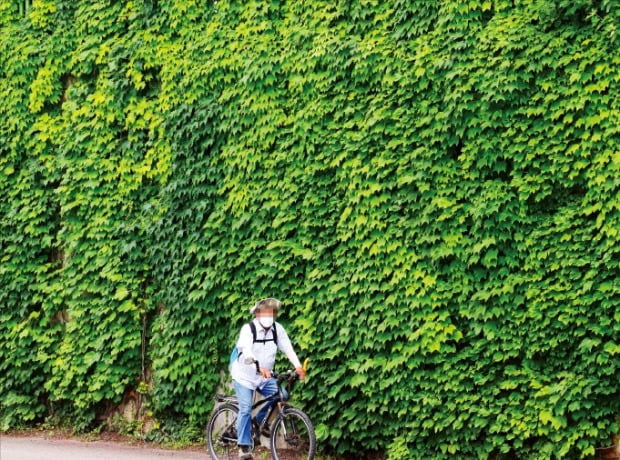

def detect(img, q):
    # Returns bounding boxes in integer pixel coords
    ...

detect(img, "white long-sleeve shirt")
[230,318,302,390]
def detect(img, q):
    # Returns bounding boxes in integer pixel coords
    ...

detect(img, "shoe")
[238,446,253,459]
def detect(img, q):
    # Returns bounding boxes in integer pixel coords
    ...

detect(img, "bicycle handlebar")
[273,369,299,383]
[250,360,300,383]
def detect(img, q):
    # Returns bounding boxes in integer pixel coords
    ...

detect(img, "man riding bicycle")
[230,297,306,459]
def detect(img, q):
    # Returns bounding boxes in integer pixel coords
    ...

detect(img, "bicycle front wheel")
[270,407,316,460]
[206,403,239,460]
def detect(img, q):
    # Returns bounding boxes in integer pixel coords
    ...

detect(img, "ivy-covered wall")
[1,0,619,458]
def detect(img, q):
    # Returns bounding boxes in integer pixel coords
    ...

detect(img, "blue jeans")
[233,379,288,447]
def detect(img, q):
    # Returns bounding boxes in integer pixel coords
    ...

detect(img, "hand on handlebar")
[259,367,272,379]
[248,359,271,378]
[295,366,306,381]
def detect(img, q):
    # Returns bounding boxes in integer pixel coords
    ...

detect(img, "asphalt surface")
[0,436,207,460]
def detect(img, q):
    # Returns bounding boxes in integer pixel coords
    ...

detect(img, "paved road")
[0,436,208,460]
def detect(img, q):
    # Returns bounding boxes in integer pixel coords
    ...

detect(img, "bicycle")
[206,360,316,460]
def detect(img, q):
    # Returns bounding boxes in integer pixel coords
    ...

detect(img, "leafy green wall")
[1,0,619,458]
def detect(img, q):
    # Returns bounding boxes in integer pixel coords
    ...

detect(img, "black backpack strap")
[249,321,278,345]
[272,322,278,346]
[249,321,257,342]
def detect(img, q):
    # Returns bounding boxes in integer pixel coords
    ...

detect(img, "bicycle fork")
[275,402,298,445]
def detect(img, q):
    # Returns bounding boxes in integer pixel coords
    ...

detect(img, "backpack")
[229,322,278,368]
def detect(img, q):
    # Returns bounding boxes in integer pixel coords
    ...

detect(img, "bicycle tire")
[270,407,316,460]
[206,403,239,460]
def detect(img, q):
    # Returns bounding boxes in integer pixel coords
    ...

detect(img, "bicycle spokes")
[271,408,315,460]
[207,405,239,459]
[220,423,237,445]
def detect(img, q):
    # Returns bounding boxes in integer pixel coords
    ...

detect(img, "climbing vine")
[1,0,619,458]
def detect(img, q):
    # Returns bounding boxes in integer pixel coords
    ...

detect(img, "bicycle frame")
[214,376,291,441]
[250,379,290,432]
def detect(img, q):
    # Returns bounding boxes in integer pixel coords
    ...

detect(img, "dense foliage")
[1,0,619,458]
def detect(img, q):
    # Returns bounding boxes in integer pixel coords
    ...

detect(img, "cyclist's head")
[251,298,280,329]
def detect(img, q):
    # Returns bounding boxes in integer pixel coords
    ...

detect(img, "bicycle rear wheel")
[270,407,316,460]
[206,403,239,459]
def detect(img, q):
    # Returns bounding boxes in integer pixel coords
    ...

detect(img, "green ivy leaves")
[1,0,620,458]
